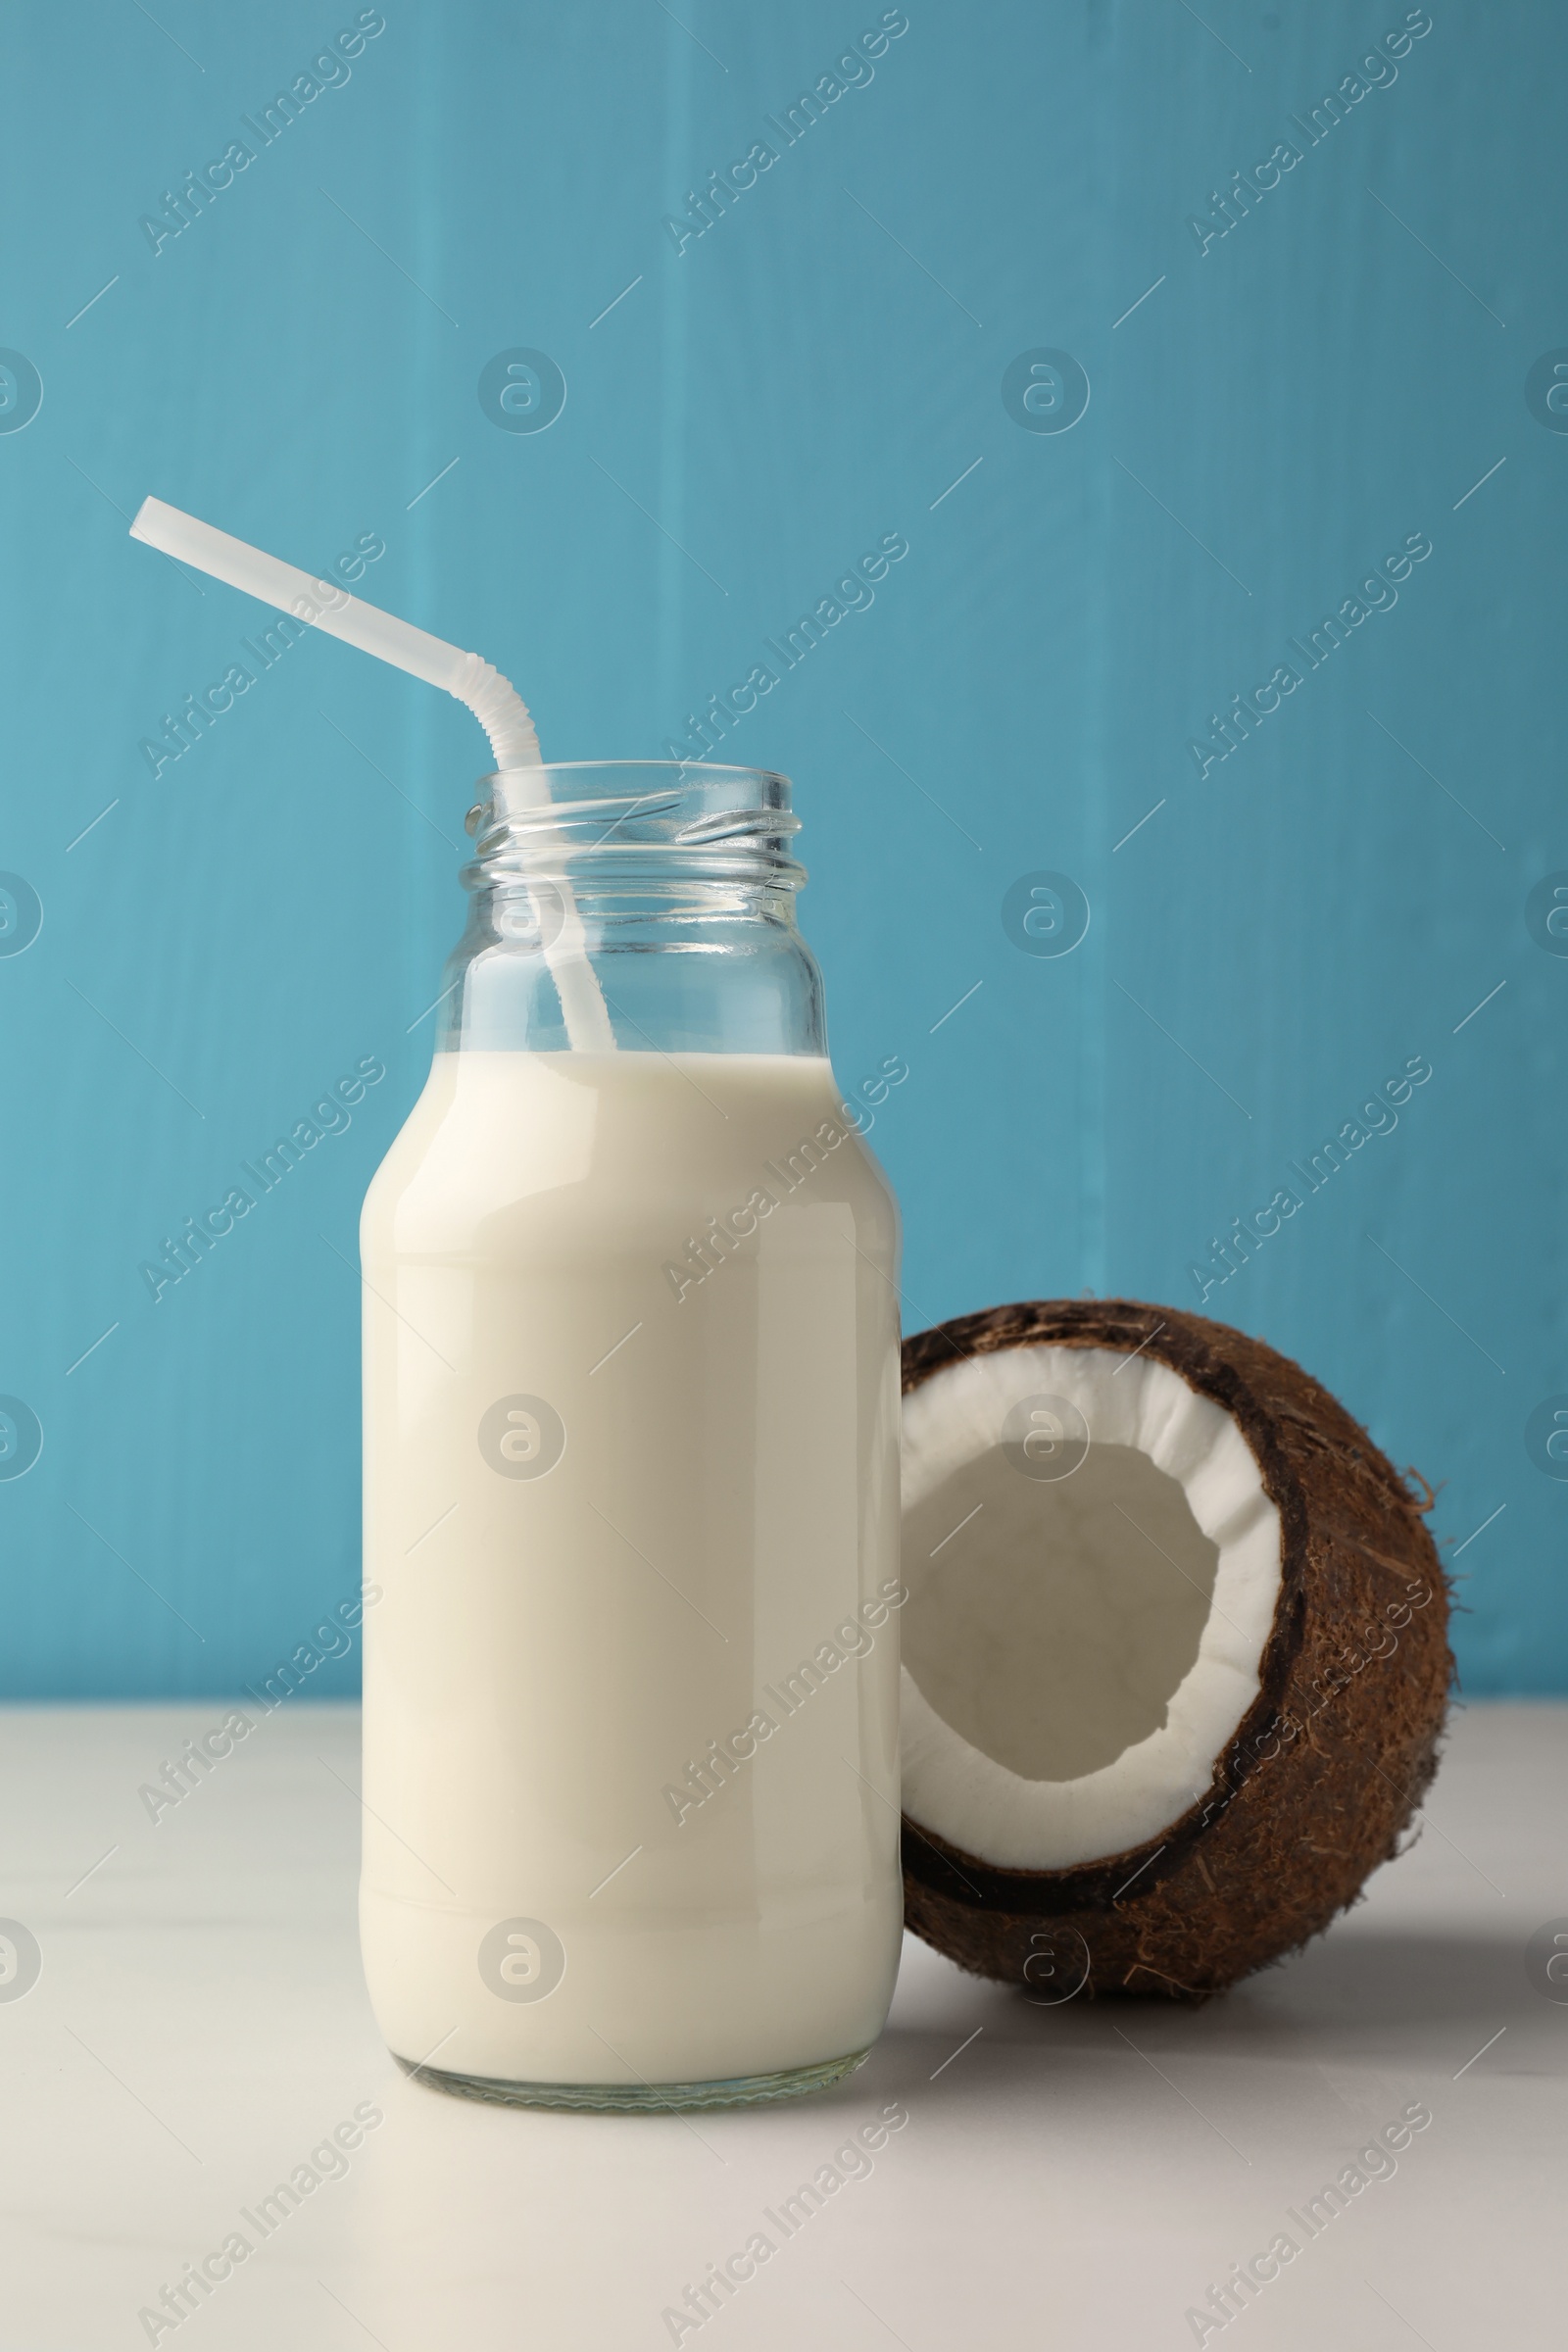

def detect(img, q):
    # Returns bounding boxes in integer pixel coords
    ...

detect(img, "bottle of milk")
[359,762,904,2109]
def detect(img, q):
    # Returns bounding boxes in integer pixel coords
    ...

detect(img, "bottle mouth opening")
[465,760,806,887]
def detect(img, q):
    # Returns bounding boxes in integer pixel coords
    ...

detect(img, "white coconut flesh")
[901,1346,1284,1872]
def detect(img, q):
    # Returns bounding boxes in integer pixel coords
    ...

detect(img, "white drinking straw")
[128,495,615,1053]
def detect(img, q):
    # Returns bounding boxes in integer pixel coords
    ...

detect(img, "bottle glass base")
[393,2042,872,2113]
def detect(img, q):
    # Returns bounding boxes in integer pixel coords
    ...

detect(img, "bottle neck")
[438,762,826,1057]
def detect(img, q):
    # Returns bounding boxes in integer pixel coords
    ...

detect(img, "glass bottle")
[358,763,904,2109]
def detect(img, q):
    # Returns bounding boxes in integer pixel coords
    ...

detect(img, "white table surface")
[1,1699,1561,2350]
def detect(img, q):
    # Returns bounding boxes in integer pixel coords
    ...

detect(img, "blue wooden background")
[1,0,1562,1695]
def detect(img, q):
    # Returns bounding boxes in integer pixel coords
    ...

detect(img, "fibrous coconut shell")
[900,1298,1452,1998]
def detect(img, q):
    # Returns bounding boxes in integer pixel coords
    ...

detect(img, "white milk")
[359,1049,903,2089]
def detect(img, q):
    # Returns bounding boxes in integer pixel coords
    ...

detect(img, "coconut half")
[900,1299,1451,1997]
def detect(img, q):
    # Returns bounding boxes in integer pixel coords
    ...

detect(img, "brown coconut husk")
[900,1298,1453,1999]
